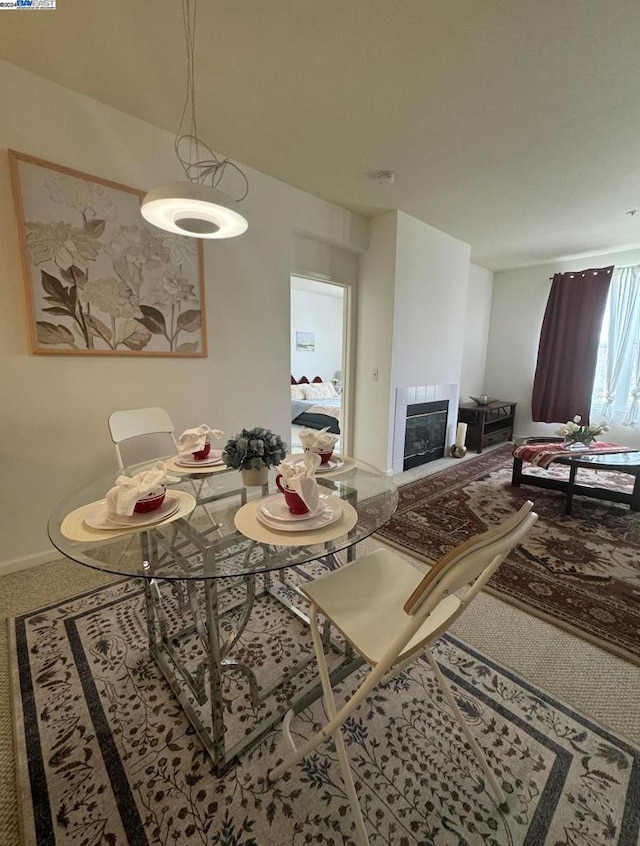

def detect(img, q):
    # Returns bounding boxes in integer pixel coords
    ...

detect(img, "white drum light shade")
[141,181,248,238]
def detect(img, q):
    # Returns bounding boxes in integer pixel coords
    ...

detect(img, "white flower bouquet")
[556,415,609,445]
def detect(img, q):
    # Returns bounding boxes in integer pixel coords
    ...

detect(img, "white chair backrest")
[108,407,178,469]
[404,501,537,618]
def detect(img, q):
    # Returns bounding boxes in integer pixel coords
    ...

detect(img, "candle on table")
[456,422,467,448]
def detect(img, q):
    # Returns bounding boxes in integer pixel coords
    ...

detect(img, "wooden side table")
[458,400,517,453]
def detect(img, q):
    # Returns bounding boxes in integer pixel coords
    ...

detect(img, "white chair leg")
[282,708,297,754]
[425,650,507,808]
[309,608,370,846]
[270,643,396,783]
[380,652,416,685]
[269,609,370,846]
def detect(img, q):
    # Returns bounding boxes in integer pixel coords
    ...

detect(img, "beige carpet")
[2,450,639,844]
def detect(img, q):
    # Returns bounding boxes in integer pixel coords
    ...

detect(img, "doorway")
[290,276,348,454]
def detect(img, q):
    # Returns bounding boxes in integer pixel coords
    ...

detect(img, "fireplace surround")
[392,384,458,474]
[403,400,449,470]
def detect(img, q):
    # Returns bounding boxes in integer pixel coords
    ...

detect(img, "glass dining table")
[48,455,398,774]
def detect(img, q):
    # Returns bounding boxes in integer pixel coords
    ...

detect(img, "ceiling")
[2,0,640,271]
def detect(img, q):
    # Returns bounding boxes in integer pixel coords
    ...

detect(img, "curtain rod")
[549,268,615,281]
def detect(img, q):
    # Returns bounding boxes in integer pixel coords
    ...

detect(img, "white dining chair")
[108,406,179,470]
[108,406,222,530]
[269,501,538,846]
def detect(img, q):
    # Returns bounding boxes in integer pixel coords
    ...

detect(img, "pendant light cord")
[174,0,249,200]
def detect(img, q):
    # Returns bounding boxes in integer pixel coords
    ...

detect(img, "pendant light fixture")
[141,0,248,239]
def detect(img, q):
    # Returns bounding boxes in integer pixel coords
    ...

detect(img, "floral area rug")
[375,445,640,665]
[10,576,640,845]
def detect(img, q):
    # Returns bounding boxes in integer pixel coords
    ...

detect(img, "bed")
[291,375,341,434]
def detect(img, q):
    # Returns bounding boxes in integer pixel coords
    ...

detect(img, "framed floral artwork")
[9,150,207,356]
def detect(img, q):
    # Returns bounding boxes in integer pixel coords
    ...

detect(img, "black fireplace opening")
[403,400,449,471]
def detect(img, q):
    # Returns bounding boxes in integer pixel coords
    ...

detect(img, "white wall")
[486,247,640,448]
[388,212,471,466]
[0,60,367,569]
[354,212,397,470]
[460,263,494,401]
[356,210,471,471]
[290,287,343,381]
[291,234,360,286]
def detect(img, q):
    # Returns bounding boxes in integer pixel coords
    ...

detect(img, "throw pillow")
[303,383,337,400]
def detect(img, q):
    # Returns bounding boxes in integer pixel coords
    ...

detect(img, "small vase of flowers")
[556,415,609,449]
[222,427,288,486]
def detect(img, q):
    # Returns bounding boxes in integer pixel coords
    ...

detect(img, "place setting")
[165,424,228,474]
[61,462,196,541]
[234,452,358,546]
[298,427,355,475]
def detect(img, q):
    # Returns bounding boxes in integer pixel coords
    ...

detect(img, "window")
[590,265,640,426]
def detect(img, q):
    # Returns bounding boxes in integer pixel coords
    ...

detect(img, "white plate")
[256,495,343,532]
[315,456,344,473]
[84,496,180,530]
[258,492,328,523]
[175,450,224,467]
[107,499,181,526]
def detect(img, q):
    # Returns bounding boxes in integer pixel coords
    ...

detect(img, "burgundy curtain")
[531,266,613,423]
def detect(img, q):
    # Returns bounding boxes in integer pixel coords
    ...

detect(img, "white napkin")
[105,461,174,516]
[299,426,339,452]
[278,452,321,512]
[178,424,224,457]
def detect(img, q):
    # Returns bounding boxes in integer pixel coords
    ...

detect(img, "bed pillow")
[319,381,339,398]
[302,382,338,400]
[291,385,306,399]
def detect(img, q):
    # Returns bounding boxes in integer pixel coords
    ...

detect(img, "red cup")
[304,446,334,465]
[134,485,166,513]
[275,474,309,514]
[192,440,211,461]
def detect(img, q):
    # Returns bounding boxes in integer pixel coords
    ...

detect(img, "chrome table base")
[143,528,361,775]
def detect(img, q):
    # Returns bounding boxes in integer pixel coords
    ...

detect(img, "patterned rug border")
[8,577,132,846]
[9,617,32,846]
[375,446,640,667]
[8,578,640,846]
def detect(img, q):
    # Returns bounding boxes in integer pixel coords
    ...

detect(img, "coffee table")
[511,438,640,515]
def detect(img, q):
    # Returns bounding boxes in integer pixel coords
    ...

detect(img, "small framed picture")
[296,331,315,352]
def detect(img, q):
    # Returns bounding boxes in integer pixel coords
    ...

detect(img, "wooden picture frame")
[9,150,207,357]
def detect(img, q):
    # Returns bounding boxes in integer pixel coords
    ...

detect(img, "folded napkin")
[178,424,224,457]
[299,426,339,453]
[105,461,175,516]
[278,452,321,512]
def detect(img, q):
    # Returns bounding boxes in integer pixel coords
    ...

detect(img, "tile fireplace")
[392,384,458,474]
[403,400,449,470]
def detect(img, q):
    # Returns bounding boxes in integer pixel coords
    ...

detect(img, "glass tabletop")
[48,456,398,581]
[560,450,640,467]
